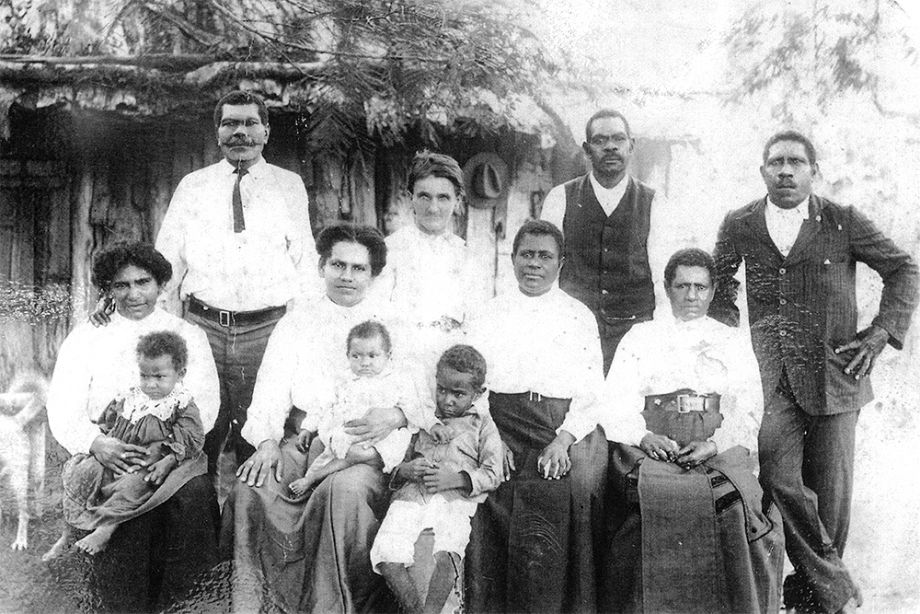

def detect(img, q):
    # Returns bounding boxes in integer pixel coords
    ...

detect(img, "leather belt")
[644,389,721,413]
[642,389,723,447]
[187,296,286,328]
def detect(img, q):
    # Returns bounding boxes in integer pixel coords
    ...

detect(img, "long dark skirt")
[221,437,393,614]
[466,392,607,614]
[601,443,784,614]
[60,474,220,613]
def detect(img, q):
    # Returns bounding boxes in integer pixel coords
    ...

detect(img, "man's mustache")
[223,138,256,147]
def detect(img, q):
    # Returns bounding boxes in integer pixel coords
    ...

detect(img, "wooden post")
[70,162,95,321]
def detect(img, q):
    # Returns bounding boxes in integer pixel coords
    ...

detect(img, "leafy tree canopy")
[723,0,919,123]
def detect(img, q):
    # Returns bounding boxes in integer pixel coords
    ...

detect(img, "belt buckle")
[676,394,703,413]
[219,310,231,327]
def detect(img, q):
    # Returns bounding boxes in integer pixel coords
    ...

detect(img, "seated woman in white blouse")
[224,223,430,614]
[599,248,783,614]
[46,242,220,612]
[465,219,608,613]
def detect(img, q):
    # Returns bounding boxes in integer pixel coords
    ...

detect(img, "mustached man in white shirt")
[155,91,317,479]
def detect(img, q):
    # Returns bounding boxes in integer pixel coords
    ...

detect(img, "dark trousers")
[84,475,220,613]
[187,309,282,473]
[758,375,859,613]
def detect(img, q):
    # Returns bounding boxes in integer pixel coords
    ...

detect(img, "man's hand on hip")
[835,325,890,380]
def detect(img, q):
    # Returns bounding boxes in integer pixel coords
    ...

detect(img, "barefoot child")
[370,344,504,614]
[43,331,205,559]
[288,320,418,497]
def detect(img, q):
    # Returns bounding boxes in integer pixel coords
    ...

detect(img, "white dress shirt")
[600,315,763,454]
[46,308,220,456]
[156,158,316,311]
[467,284,604,442]
[765,196,810,256]
[540,173,683,314]
[241,293,430,447]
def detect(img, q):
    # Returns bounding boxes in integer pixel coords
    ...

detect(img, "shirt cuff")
[240,418,283,448]
[557,414,597,444]
[464,468,498,500]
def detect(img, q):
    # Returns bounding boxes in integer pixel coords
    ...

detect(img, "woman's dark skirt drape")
[601,443,784,614]
[220,436,393,613]
[64,474,220,613]
[466,391,607,613]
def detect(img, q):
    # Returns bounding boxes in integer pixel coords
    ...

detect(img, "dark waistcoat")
[560,175,655,322]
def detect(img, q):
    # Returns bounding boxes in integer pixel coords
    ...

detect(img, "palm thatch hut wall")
[0,59,577,388]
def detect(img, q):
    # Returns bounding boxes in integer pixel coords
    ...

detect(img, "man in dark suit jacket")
[709,130,918,614]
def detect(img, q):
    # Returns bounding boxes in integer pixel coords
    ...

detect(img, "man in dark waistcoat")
[541,109,663,374]
[709,129,918,614]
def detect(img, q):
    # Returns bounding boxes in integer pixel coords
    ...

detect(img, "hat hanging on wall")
[463,152,509,210]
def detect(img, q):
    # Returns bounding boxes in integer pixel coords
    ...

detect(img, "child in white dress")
[289,320,419,497]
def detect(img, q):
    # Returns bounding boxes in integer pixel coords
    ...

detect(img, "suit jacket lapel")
[783,195,825,266]
[739,198,784,260]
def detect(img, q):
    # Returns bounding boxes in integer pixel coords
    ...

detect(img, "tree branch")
[206,0,453,63]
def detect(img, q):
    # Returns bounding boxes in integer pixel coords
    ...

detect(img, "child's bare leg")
[41,524,73,561]
[290,458,350,496]
[423,551,460,614]
[291,444,383,496]
[379,562,422,614]
[73,523,117,555]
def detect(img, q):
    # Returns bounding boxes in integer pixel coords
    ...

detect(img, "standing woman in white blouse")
[375,152,480,378]
[46,242,220,612]
[465,220,607,613]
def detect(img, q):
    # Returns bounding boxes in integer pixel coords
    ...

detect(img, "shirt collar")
[507,282,564,308]
[220,156,267,178]
[588,172,629,206]
[110,306,169,328]
[407,223,456,244]
[766,195,810,220]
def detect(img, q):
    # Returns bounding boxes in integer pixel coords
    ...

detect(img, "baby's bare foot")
[41,535,70,561]
[74,525,116,555]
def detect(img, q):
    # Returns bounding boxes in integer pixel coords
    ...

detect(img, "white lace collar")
[118,384,192,424]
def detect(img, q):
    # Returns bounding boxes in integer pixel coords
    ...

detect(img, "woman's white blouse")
[374,224,481,326]
[46,308,220,455]
[467,285,604,443]
[601,315,764,453]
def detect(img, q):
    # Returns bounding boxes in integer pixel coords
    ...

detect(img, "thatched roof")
[0,54,557,143]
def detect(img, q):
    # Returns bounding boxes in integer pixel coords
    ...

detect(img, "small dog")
[0,372,48,551]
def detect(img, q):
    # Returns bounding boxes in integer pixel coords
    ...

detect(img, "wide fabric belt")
[187,295,286,328]
[642,388,722,447]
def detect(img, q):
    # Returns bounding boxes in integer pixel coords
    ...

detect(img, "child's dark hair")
[437,345,487,389]
[346,320,392,354]
[137,331,189,372]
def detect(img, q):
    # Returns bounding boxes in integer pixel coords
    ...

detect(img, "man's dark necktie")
[232,166,248,233]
